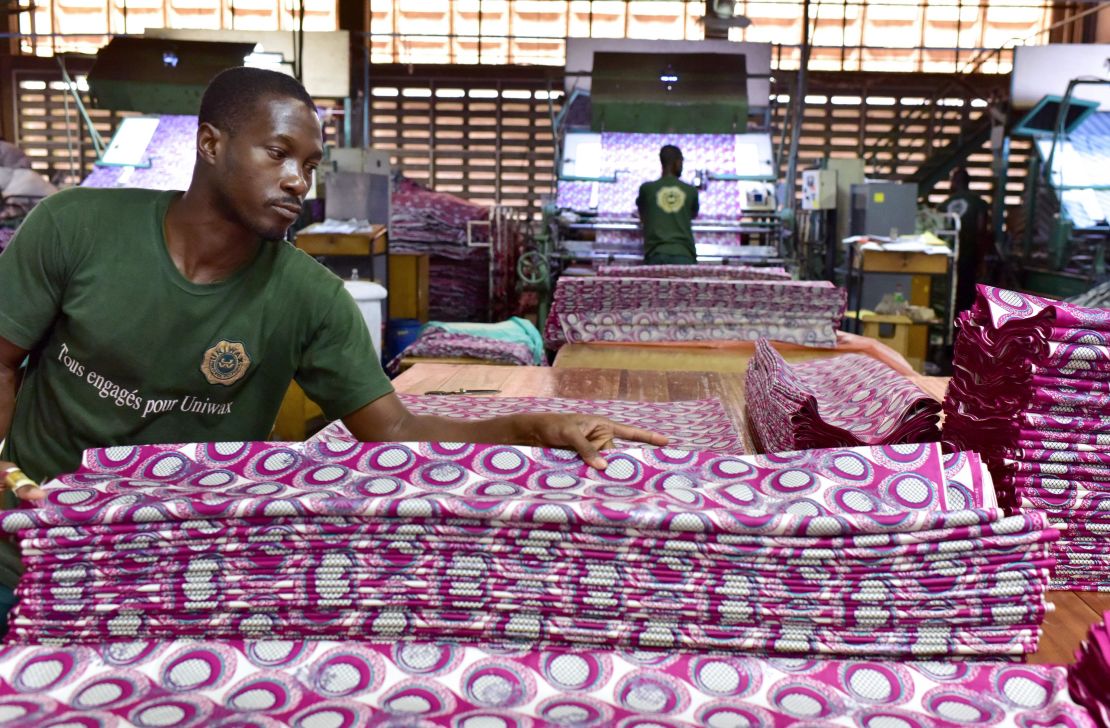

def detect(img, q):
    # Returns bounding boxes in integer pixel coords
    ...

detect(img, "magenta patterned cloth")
[81,115,198,191]
[746,340,941,454]
[943,285,1110,591]
[0,641,1093,728]
[596,264,791,281]
[388,330,539,372]
[0,440,1055,656]
[391,176,489,256]
[317,395,746,453]
[1070,612,1110,727]
[544,277,846,349]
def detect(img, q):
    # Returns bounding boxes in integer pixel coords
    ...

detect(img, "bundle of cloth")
[318,394,747,453]
[746,339,941,453]
[3,439,1054,659]
[943,285,1110,590]
[0,639,1092,727]
[391,177,491,321]
[390,317,545,371]
[1073,611,1110,726]
[544,277,846,349]
[595,264,792,281]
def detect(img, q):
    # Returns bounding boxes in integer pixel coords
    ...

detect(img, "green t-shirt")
[0,187,393,483]
[636,175,700,260]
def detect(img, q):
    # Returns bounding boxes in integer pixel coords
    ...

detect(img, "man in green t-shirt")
[0,68,666,622]
[636,145,699,265]
[943,166,990,315]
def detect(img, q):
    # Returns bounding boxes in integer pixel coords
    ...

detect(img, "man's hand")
[0,462,43,501]
[516,413,669,470]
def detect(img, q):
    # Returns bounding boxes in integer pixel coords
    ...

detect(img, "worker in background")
[636,145,699,265]
[0,67,667,635]
[943,166,990,314]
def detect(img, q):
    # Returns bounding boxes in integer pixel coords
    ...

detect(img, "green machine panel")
[89,37,259,114]
[590,52,748,134]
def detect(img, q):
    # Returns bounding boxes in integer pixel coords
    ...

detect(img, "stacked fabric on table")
[317,394,747,453]
[390,317,546,372]
[3,439,1055,658]
[0,640,1093,728]
[596,264,792,281]
[544,277,846,349]
[943,285,1110,591]
[1072,611,1110,726]
[747,339,941,453]
[390,177,491,321]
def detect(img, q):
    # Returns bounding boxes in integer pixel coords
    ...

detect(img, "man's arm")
[342,392,668,470]
[0,335,42,500]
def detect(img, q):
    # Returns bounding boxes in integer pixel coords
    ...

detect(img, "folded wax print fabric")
[1,439,1056,657]
[943,285,1110,590]
[746,339,941,453]
[596,264,792,281]
[543,277,847,349]
[390,318,546,371]
[1070,612,1110,727]
[313,394,746,454]
[0,642,1093,728]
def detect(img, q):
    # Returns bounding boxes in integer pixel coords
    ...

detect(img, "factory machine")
[544,39,784,272]
[1006,45,1110,298]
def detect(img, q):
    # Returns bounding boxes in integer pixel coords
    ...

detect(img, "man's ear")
[196,122,223,167]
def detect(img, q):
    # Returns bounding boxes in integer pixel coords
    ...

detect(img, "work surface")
[394,362,1110,665]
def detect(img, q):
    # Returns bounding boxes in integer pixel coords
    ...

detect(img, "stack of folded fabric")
[318,393,747,453]
[747,339,941,453]
[390,177,492,321]
[3,440,1055,658]
[596,264,791,281]
[544,277,846,349]
[390,317,546,372]
[0,639,1092,727]
[1073,611,1110,726]
[943,285,1110,590]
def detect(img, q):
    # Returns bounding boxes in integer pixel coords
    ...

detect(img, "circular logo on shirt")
[201,340,251,386]
[656,185,687,213]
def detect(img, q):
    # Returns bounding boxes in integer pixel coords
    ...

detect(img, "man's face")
[675,157,684,177]
[214,96,323,240]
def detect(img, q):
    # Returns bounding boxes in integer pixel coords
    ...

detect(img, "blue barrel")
[385,318,423,360]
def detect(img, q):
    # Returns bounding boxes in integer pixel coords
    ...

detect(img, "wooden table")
[395,362,1110,664]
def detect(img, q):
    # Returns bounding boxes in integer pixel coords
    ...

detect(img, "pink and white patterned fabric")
[0,640,1092,728]
[596,264,791,281]
[0,440,1053,657]
[943,285,1110,591]
[388,331,539,372]
[317,395,746,453]
[1070,611,1110,727]
[746,340,941,453]
[544,277,846,349]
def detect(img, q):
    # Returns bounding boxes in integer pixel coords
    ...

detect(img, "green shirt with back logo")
[0,187,393,484]
[636,175,700,262]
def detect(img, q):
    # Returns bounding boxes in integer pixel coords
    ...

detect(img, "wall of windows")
[14,0,1053,73]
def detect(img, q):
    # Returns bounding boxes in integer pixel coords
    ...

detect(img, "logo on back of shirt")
[656,185,687,214]
[201,340,251,386]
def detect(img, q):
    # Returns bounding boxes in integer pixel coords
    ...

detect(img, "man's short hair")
[660,145,683,166]
[198,67,317,135]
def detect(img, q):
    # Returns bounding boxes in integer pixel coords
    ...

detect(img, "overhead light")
[700,0,753,32]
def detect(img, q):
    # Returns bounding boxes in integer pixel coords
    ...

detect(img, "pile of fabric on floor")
[0,637,1092,726]
[317,394,746,453]
[3,440,1054,659]
[544,277,846,349]
[391,177,490,322]
[1072,611,1110,726]
[596,264,792,281]
[389,317,545,371]
[746,339,941,453]
[943,285,1110,591]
